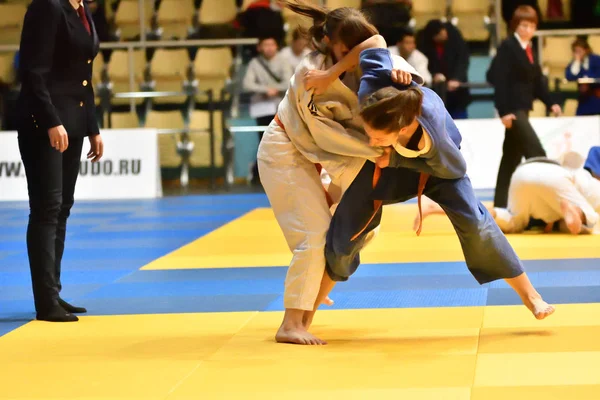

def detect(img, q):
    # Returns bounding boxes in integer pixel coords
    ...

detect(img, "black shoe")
[58,298,87,314]
[36,305,79,322]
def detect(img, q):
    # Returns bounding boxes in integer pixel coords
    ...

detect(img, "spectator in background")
[243,37,291,185]
[235,0,285,59]
[565,38,600,116]
[418,19,470,119]
[486,5,562,208]
[361,0,411,45]
[388,27,431,86]
[279,28,310,76]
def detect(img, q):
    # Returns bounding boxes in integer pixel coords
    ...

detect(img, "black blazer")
[17,0,100,137]
[418,23,471,110]
[487,35,553,117]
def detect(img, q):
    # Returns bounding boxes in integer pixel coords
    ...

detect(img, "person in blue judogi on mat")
[303,41,556,322]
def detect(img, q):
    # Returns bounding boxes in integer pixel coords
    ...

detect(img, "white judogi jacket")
[259,50,423,182]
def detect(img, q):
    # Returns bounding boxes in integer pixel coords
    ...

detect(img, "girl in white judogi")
[258,0,422,345]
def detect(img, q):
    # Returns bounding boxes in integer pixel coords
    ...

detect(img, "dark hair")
[397,26,415,43]
[279,0,378,53]
[572,37,592,53]
[510,5,539,31]
[423,19,445,40]
[258,36,278,45]
[360,86,423,133]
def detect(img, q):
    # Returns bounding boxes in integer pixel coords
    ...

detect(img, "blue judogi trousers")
[324,161,525,283]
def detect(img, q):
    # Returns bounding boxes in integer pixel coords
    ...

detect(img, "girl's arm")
[327,35,387,80]
[291,59,382,160]
[304,35,387,94]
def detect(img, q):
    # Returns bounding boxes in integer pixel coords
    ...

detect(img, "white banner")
[456,116,600,189]
[0,128,162,201]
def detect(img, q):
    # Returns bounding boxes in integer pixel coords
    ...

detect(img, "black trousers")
[17,132,84,314]
[493,110,546,208]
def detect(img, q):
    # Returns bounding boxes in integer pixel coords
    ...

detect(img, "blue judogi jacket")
[357,48,467,180]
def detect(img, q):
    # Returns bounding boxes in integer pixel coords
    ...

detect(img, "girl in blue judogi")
[306,47,555,320]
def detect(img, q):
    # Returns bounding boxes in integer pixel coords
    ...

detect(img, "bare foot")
[275,323,326,345]
[560,200,582,234]
[302,309,316,330]
[523,295,555,320]
[322,296,334,306]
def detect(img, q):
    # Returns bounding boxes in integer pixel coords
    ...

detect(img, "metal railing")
[98,87,231,190]
[0,38,258,116]
[0,36,255,191]
[0,38,258,52]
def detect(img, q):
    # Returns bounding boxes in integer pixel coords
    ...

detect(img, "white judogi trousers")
[258,120,369,311]
[494,161,600,233]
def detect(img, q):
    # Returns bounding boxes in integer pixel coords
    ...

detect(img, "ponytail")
[360,87,423,133]
[279,0,378,53]
[279,0,329,46]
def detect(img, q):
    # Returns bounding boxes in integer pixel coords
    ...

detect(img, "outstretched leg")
[427,175,554,320]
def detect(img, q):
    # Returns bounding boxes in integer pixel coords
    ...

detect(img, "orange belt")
[274,115,333,208]
[349,169,430,241]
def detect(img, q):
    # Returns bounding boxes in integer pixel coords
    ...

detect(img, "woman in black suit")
[487,5,561,208]
[17,0,104,322]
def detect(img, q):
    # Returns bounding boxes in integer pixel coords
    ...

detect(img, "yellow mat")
[143,204,600,270]
[1,304,599,399]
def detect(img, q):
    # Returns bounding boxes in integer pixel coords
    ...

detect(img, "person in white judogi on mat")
[417,147,600,235]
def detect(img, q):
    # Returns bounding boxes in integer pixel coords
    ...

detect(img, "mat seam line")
[469,305,485,399]
[162,310,260,399]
